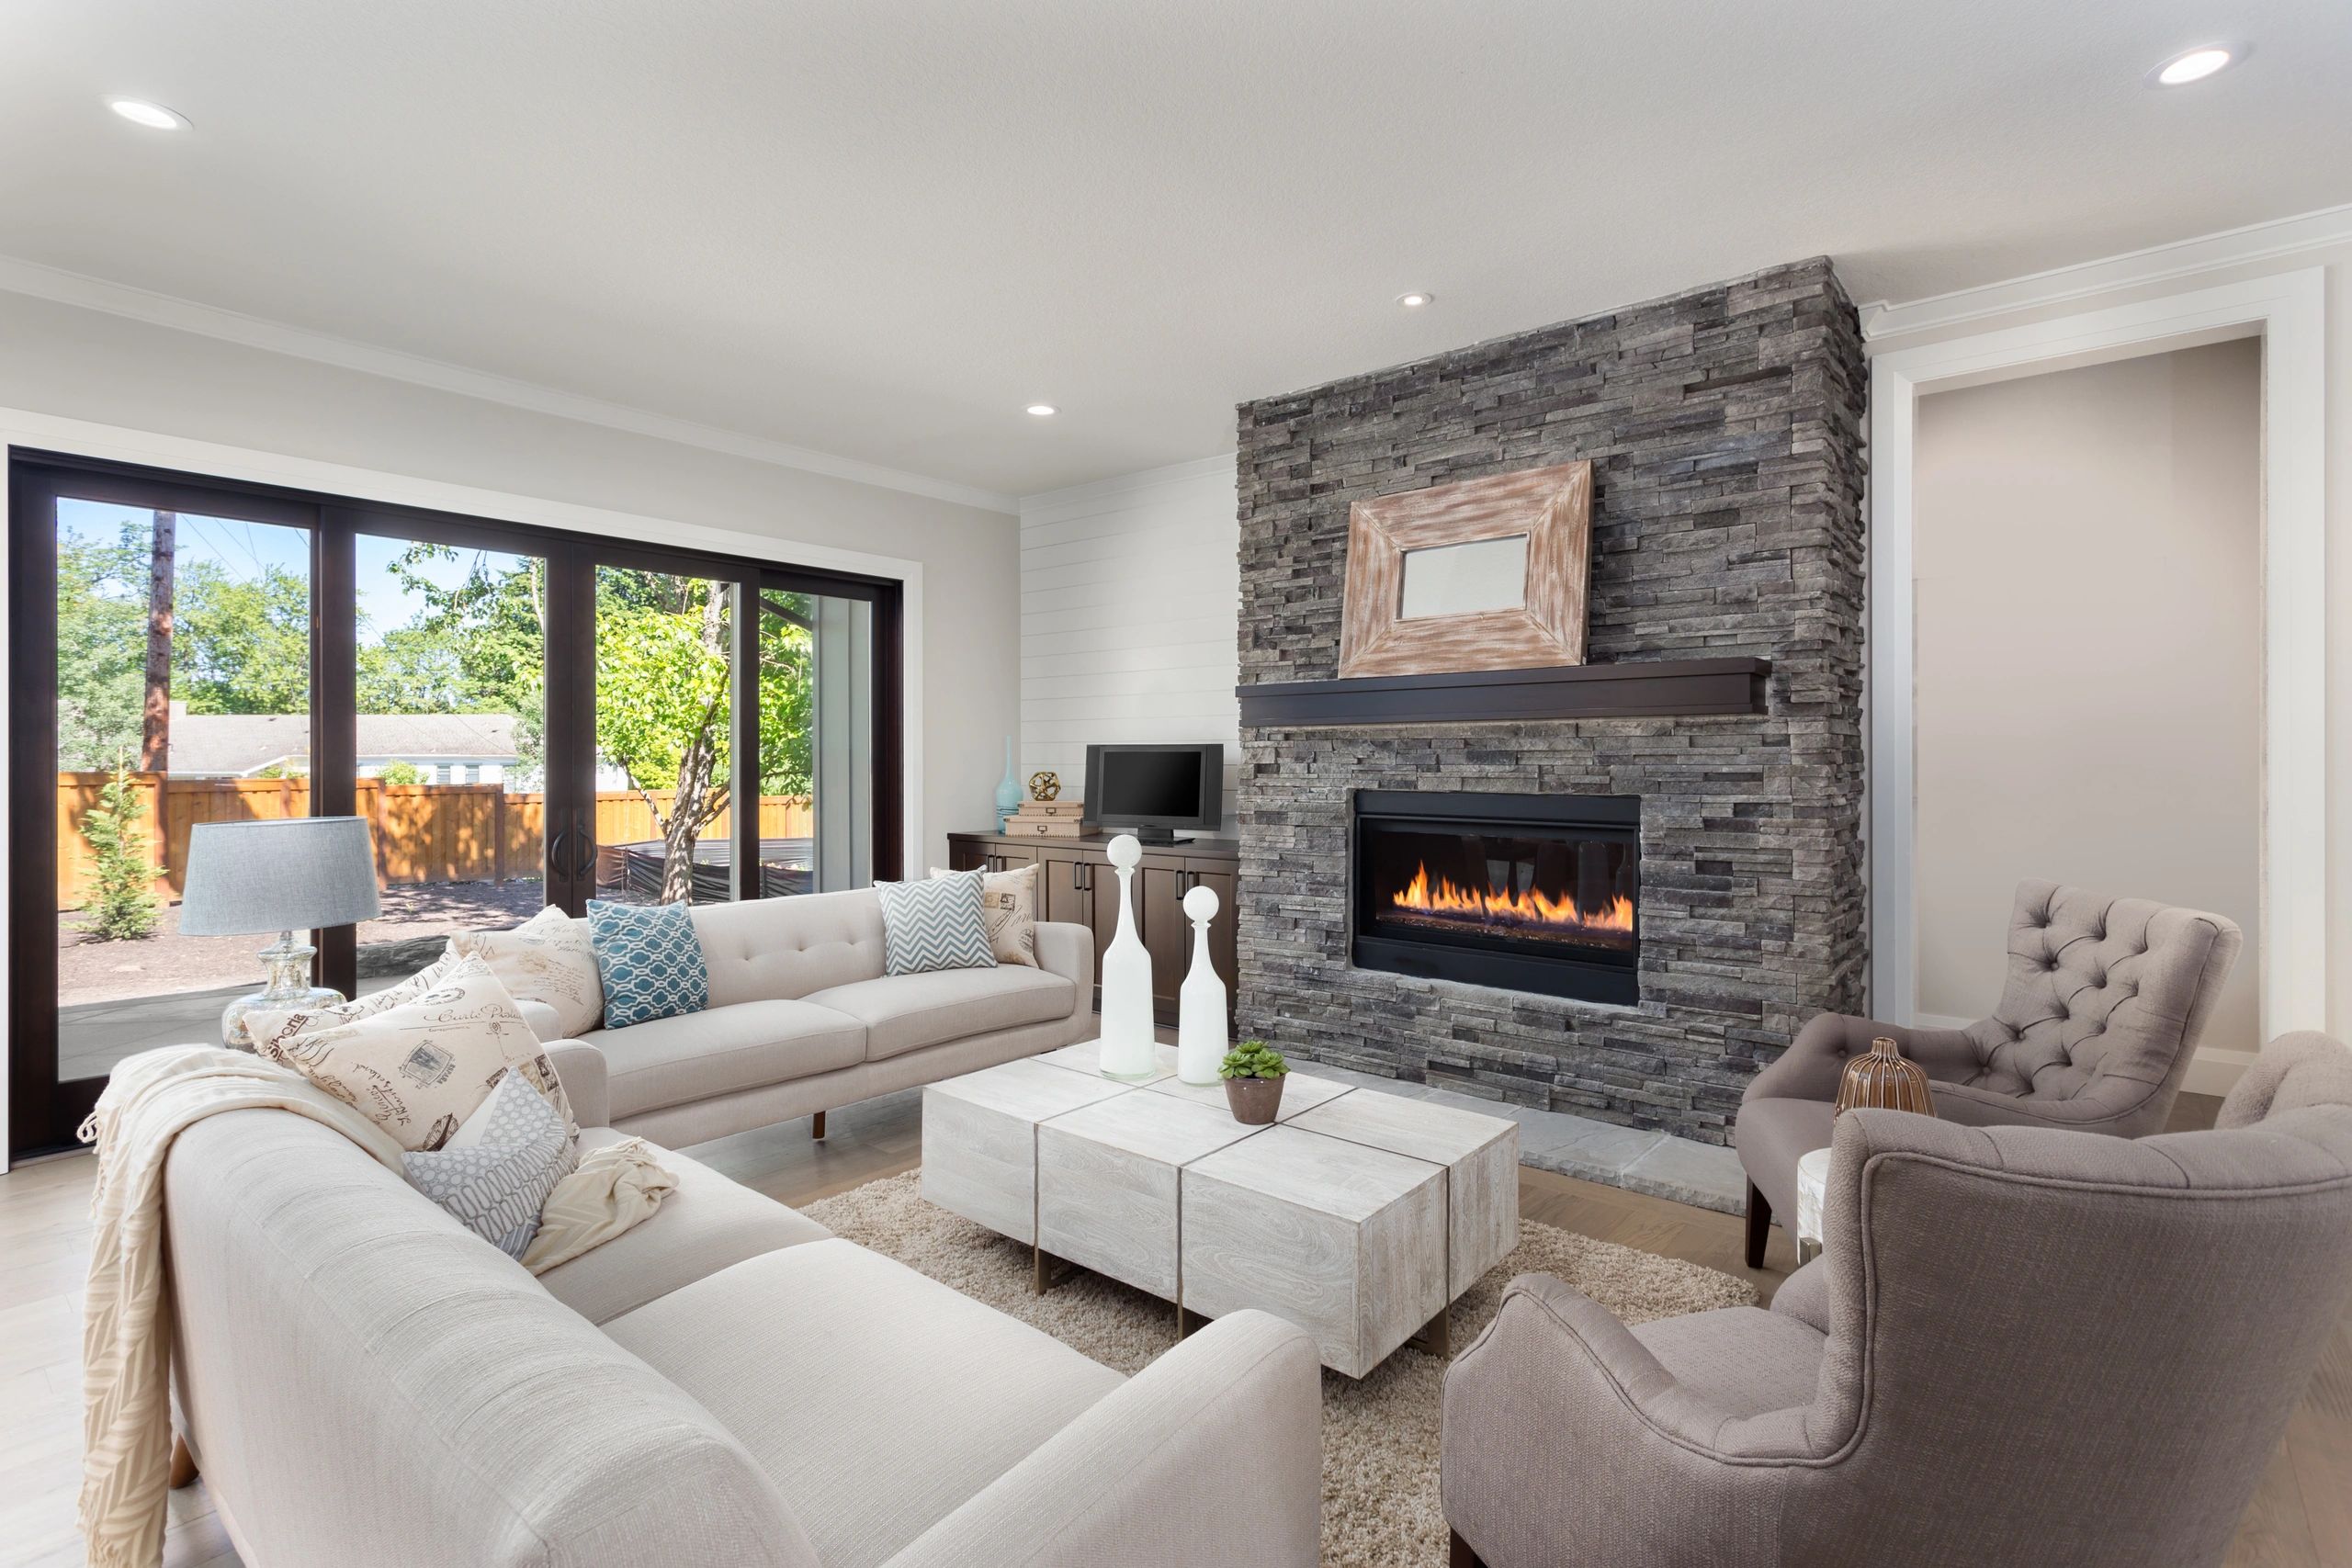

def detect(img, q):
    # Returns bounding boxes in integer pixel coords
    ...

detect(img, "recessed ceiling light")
[107,97,187,130]
[1025,404,1057,417]
[1396,291,1434,309]
[2148,45,2236,86]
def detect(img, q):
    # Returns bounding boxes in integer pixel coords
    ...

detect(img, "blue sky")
[59,499,527,645]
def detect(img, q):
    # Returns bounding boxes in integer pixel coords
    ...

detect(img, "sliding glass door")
[8,453,900,1157]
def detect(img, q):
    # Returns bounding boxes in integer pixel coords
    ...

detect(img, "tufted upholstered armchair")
[1441,1031,2352,1568]
[1737,879,2241,1267]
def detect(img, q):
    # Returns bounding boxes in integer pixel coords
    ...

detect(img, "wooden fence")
[55,773,814,909]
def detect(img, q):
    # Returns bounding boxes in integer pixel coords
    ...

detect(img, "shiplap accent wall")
[1019,453,1241,824]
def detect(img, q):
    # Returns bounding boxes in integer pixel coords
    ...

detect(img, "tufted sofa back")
[690,886,888,1007]
[1955,879,2241,1111]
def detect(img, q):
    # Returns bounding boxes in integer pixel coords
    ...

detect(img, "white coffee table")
[922,1041,1520,1377]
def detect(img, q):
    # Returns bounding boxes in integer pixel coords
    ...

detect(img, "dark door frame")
[7,449,907,1159]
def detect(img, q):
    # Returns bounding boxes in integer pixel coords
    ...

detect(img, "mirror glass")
[1397,534,1529,619]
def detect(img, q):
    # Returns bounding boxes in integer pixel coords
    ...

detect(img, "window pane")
[594,567,738,904]
[765,589,872,893]
[54,499,311,1079]
[351,535,549,992]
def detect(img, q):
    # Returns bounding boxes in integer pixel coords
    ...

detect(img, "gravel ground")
[57,878,548,1007]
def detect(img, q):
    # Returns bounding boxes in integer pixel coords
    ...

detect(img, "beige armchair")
[1738,878,2240,1265]
[1442,1032,2352,1568]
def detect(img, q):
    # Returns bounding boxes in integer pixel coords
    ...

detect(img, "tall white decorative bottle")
[1175,884,1228,1085]
[1096,834,1159,1080]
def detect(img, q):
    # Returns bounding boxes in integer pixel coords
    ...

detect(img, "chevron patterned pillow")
[402,1067,579,1258]
[876,870,1000,976]
[585,900,710,1029]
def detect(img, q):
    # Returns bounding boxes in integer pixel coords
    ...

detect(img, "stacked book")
[1003,799,1087,838]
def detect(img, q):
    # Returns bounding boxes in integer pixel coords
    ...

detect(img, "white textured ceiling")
[4,0,2347,501]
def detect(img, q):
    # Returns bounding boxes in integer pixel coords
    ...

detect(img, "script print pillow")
[450,904,605,1037]
[876,871,998,976]
[246,959,575,1152]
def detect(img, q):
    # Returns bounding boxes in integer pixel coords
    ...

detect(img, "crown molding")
[0,253,1019,515]
[1859,202,2352,341]
[1018,450,1238,522]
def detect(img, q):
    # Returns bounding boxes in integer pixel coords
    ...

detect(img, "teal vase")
[994,737,1023,830]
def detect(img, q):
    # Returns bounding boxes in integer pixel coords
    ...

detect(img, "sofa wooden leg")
[811,1110,826,1141]
[169,1434,198,1490]
[1448,1529,1485,1568]
[1744,1180,1771,1269]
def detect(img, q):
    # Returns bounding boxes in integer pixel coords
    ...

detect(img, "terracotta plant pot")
[1225,1074,1285,1124]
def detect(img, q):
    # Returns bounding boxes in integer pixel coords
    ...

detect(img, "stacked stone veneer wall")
[1233,258,1867,1144]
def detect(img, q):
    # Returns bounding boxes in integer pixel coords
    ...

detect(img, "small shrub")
[374,760,425,785]
[78,758,159,942]
[1218,1039,1288,1080]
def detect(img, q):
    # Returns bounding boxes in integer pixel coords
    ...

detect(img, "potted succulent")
[1219,1040,1290,1124]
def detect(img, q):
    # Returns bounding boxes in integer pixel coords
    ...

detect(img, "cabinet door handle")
[1075,863,1091,892]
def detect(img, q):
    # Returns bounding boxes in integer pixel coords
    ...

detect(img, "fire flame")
[1390,862,1634,934]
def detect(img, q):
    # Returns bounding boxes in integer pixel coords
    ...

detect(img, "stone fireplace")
[1353,790,1640,1006]
[1232,258,1868,1145]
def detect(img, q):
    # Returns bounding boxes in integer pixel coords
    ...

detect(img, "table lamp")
[178,817,382,1048]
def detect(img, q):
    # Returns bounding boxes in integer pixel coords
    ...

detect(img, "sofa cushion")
[604,1238,1123,1568]
[536,1130,831,1324]
[401,1067,579,1258]
[1735,1095,1836,1227]
[590,1000,867,1119]
[693,889,888,1007]
[876,870,999,976]
[450,904,605,1037]
[803,965,1076,1061]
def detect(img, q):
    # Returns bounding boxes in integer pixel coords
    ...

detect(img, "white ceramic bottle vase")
[1176,883,1228,1085]
[1096,834,1159,1080]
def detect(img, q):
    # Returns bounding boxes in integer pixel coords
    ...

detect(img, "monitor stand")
[1130,827,1192,847]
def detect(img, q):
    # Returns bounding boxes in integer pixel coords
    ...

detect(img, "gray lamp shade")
[177,817,383,936]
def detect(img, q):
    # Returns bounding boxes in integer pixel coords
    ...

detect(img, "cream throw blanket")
[78,1046,675,1568]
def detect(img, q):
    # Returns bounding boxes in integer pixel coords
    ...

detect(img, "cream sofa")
[160,1043,1325,1567]
[516,886,1096,1148]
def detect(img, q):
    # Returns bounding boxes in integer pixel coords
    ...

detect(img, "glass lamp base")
[220,932,345,1050]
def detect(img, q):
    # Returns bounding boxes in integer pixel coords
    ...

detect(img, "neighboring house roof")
[164,712,520,775]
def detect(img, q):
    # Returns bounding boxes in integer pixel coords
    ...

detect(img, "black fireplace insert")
[1352,790,1640,1005]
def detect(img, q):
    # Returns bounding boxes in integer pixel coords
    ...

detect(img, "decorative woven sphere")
[1835,1036,1936,1118]
[1027,770,1061,801]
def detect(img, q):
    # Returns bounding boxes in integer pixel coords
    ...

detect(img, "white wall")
[0,288,1022,874]
[1017,454,1241,823]
[1867,214,2352,1062]
[1912,341,2263,1051]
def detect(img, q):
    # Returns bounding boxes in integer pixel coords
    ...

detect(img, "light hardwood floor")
[3,1089,2345,1567]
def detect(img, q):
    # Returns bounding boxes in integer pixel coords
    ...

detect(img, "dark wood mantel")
[1235,657,1770,728]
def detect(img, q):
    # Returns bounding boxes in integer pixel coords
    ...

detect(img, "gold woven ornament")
[1834,1036,1935,1118]
[1027,771,1061,802]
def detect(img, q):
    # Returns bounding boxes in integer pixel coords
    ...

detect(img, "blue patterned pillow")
[402,1067,578,1258]
[585,900,709,1029]
[876,872,999,976]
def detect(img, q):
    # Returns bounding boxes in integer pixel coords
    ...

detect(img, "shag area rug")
[804,1170,1756,1567]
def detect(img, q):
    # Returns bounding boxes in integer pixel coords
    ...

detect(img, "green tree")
[76,758,159,940]
[173,558,311,716]
[374,760,425,785]
[55,525,151,770]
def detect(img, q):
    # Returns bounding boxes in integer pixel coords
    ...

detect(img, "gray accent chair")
[1441,1030,2352,1568]
[1738,878,2242,1266]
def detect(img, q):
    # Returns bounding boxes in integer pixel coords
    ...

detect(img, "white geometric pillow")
[246,959,575,1152]
[402,1068,579,1258]
[875,871,998,976]
[931,862,1038,967]
[448,905,605,1038]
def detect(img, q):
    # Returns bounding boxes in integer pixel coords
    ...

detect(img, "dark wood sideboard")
[945,829,1239,1027]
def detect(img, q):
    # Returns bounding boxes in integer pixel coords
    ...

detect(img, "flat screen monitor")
[1085,743,1223,844]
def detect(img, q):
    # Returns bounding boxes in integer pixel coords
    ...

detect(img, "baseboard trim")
[2182,1048,2256,1100]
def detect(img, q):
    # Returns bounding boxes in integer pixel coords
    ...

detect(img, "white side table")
[1792,1146,1834,1263]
